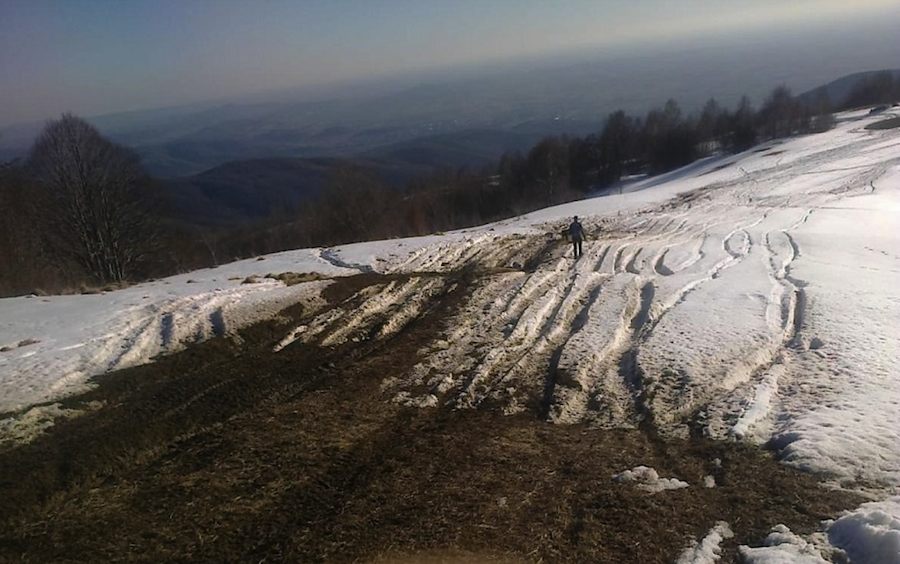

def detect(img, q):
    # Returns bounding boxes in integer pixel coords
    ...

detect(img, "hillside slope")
[2,107,899,561]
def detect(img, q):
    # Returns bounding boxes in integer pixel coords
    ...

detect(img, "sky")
[2,0,900,126]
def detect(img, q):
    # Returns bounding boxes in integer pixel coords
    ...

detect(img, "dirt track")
[0,269,864,563]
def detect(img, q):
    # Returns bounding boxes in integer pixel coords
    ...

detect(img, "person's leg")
[573,239,578,258]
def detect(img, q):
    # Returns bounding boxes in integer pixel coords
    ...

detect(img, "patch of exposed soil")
[266,271,331,286]
[865,116,900,130]
[0,272,863,563]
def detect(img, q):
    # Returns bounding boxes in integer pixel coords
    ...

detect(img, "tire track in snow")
[386,272,525,405]
[624,247,644,275]
[108,292,235,372]
[723,227,804,440]
[381,206,778,432]
[403,210,762,427]
[290,276,449,349]
[546,214,719,426]
[649,219,757,327]
[695,209,810,440]
[547,276,641,426]
[631,214,767,434]
[548,212,742,428]
[454,265,598,410]
[653,249,674,276]
[487,270,607,413]
[387,236,609,412]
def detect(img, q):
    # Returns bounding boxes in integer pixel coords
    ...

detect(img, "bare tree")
[27,113,157,284]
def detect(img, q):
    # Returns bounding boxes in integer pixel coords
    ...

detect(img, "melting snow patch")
[676,521,733,564]
[0,401,102,445]
[731,364,782,440]
[703,475,717,488]
[392,392,439,408]
[738,525,828,563]
[827,496,900,564]
[0,275,334,414]
[273,325,307,353]
[613,465,689,493]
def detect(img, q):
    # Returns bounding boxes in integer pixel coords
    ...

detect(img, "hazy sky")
[2,0,899,126]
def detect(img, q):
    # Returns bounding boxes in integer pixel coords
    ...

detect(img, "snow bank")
[827,496,900,563]
[739,525,829,563]
[613,465,688,493]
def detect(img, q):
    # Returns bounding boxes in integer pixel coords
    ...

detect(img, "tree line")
[254,85,835,247]
[0,84,842,296]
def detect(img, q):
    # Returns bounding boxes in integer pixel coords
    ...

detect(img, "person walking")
[569,216,585,259]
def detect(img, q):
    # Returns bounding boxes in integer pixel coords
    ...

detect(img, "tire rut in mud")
[617,281,661,437]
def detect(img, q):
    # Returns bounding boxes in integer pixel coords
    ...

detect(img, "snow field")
[0,272,337,415]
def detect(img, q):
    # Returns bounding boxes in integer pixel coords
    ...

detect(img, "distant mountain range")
[3,23,898,179]
[162,157,348,225]
[2,37,898,226]
[156,68,899,226]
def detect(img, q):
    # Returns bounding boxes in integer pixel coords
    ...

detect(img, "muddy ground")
[0,271,863,563]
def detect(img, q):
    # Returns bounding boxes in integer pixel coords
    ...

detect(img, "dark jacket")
[569,221,585,241]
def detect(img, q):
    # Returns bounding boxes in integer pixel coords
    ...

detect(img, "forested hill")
[159,128,540,224]
[798,69,900,108]
[161,157,423,225]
